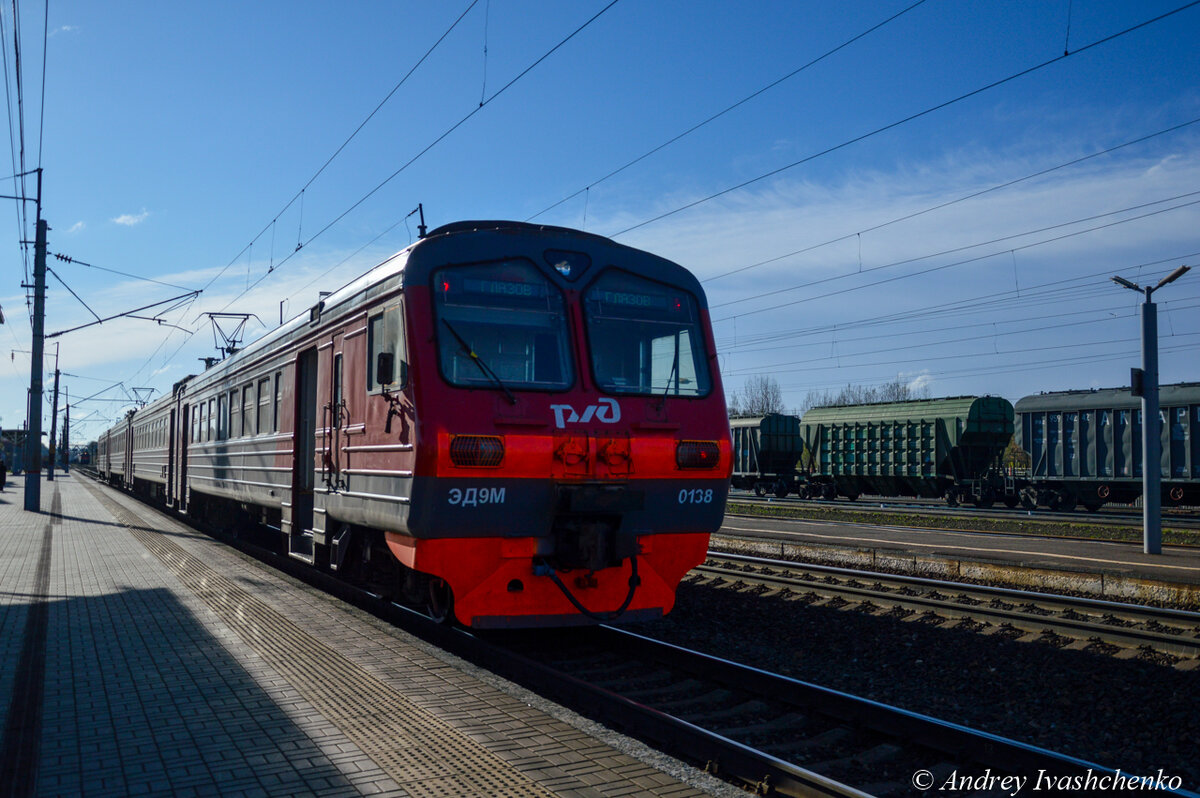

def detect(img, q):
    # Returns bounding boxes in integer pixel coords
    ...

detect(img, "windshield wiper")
[441,319,517,405]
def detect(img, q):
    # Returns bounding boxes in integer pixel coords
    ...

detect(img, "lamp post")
[1110,264,1191,555]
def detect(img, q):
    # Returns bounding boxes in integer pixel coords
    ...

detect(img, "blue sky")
[2,0,1198,443]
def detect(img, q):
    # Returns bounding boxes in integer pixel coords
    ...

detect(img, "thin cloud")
[67,221,85,233]
[112,210,150,227]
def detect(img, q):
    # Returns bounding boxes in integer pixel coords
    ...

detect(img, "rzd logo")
[551,398,620,429]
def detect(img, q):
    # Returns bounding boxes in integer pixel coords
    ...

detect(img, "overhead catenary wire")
[702,115,1200,285]
[608,0,1200,239]
[524,0,930,224]
[197,0,483,299]
[712,193,1200,323]
[204,0,623,325]
[52,252,199,292]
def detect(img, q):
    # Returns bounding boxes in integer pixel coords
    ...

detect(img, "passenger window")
[230,390,241,438]
[243,385,255,436]
[258,377,272,433]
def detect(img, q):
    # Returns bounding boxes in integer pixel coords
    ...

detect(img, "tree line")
[726,375,932,418]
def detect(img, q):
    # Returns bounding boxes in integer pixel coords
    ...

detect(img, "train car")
[729,414,805,497]
[1014,383,1200,511]
[96,412,133,486]
[101,220,731,628]
[799,396,1015,505]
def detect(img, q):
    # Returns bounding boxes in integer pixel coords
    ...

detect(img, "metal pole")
[62,391,70,474]
[1141,289,1161,555]
[48,356,60,481]
[24,215,48,512]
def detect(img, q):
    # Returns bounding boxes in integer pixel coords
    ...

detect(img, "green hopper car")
[799,396,1015,505]
[730,414,806,497]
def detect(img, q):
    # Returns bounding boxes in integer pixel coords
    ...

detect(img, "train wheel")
[843,492,859,502]
[1053,490,1077,512]
[945,489,959,507]
[821,484,837,500]
[1082,501,1102,513]
[427,578,455,624]
[1020,489,1038,510]
[1003,495,1019,508]
[975,491,995,509]
[754,484,767,497]
[774,482,790,499]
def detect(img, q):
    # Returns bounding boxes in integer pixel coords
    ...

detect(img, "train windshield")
[583,270,712,397]
[433,259,573,391]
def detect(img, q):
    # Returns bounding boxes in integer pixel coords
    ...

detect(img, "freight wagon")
[798,396,1016,505]
[1014,383,1200,511]
[729,414,806,497]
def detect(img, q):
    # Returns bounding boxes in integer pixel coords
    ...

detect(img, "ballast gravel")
[640,578,1199,791]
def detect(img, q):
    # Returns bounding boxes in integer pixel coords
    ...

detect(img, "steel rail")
[701,552,1200,660]
[727,494,1200,531]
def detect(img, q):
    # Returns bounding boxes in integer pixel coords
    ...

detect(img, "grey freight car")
[1014,383,1200,510]
[730,414,805,497]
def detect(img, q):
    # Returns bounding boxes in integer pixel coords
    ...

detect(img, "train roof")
[800,395,1013,425]
[1014,382,1200,413]
[407,221,707,305]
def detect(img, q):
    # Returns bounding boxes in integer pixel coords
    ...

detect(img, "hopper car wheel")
[774,482,790,499]
[754,484,767,497]
[821,484,837,501]
[944,489,959,508]
[975,491,995,509]
[1051,490,1076,512]
[427,578,455,625]
[843,492,859,502]
[1002,495,1019,509]
[1082,501,1102,513]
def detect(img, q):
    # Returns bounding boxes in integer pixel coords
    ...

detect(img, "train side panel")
[1015,383,1200,509]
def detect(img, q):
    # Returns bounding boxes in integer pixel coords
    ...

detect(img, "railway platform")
[0,472,726,797]
[715,510,1200,606]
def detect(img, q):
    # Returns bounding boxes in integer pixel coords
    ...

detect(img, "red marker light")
[442,280,450,293]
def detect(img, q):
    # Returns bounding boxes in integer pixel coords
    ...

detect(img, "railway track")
[694,553,1200,666]
[729,492,1200,531]
[483,626,1193,797]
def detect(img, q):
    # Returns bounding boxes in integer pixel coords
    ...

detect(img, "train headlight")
[676,440,720,470]
[449,435,505,467]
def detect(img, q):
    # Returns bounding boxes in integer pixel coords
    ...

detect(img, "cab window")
[583,270,711,397]
[432,259,572,391]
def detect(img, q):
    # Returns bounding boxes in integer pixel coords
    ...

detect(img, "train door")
[178,404,190,512]
[289,347,318,560]
[167,408,176,507]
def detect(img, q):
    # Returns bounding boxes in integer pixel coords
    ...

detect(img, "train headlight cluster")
[449,435,505,467]
[675,440,720,470]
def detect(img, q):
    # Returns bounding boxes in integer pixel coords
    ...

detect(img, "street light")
[1110,264,1191,554]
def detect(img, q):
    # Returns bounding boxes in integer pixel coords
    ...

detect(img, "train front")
[395,222,731,628]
